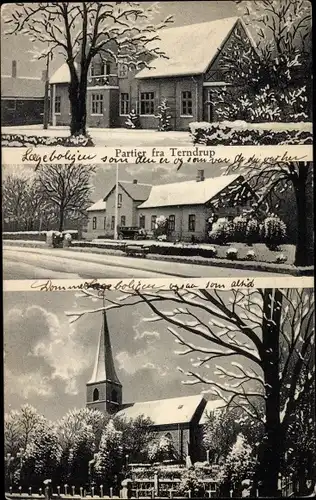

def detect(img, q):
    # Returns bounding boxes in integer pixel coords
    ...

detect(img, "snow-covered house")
[84,199,107,239]
[86,310,224,463]
[49,17,257,130]
[137,171,255,241]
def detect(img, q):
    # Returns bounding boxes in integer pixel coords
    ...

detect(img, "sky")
[1,1,239,78]
[4,288,257,421]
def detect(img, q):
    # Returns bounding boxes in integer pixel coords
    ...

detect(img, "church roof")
[115,394,206,426]
[87,311,121,386]
[198,399,226,424]
[135,17,248,79]
[138,174,242,209]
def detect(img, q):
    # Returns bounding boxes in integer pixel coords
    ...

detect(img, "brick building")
[86,310,223,463]
[49,17,256,130]
[1,60,45,126]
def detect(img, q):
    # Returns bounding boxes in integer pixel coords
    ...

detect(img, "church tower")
[86,310,122,415]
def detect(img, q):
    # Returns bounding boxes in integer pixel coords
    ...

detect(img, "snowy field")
[1,125,192,147]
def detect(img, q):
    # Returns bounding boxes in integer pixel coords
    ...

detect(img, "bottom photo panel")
[4,287,315,499]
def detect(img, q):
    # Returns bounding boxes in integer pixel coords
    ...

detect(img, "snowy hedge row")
[3,230,79,241]
[1,134,94,147]
[189,121,313,145]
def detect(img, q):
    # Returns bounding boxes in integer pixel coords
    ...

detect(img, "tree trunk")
[68,74,88,136]
[59,207,64,233]
[257,289,283,497]
[294,163,313,267]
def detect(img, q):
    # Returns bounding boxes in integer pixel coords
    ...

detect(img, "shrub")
[246,250,256,261]
[262,214,287,250]
[233,215,248,243]
[154,216,169,239]
[246,217,261,245]
[275,254,287,264]
[199,246,217,258]
[189,121,312,146]
[177,469,205,498]
[209,218,234,245]
[125,109,141,129]
[226,247,238,260]
[156,99,172,131]
[1,133,94,147]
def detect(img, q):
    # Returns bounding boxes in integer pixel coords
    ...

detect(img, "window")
[120,93,129,115]
[91,61,110,76]
[139,215,146,229]
[93,388,99,401]
[140,92,155,115]
[111,389,118,402]
[54,95,61,114]
[118,193,122,207]
[121,215,126,226]
[151,215,157,230]
[169,215,175,232]
[111,216,115,230]
[104,217,107,229]
[91,94,103,115]
[188,214,196,232]
[181,91,193,116]
[118,63,128,78]
[92,216,97,230]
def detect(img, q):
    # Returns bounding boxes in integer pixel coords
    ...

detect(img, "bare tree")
[36,164,96,232]
[3,2,173,135]
[66,287,314,496]
[226,160,314,267]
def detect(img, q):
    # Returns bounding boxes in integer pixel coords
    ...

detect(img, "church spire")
[86,310,122,414]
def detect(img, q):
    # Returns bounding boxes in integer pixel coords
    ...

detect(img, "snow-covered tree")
[94,420,123,490]
[36,164,96,232]
[66,287,315,497]
[147,433,178,462]
[5,405,47,456]
[125,109,141,129]
[156,99,172,131]
[226,160,313,266]
[115,415,154,462]
[3,3,173,135]
[154,215,169,239]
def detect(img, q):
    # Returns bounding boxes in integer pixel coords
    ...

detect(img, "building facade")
[49,17,256,130]
[86,311,223,463]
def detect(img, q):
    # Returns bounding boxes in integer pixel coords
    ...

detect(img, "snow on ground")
[1,125,192,147]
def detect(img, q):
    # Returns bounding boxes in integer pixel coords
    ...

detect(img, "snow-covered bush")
[147,435,177,462]
[226,247,238,260]
[233,215,248,243]
[125,109,141,129]
[157,234,167,242]
[189,121,312,146]
[262,214,287,250]
[154,215,169,239]
[94,420,123,486]
[246,217,261,245]
[209,218,234,245]
[64,233,72,242]
[246,249,256,261]
[1,133,94,147]
[177,468,205,498]
[275,253,287,264]
[156,99,172,131]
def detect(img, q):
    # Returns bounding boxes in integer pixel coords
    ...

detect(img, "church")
[86,311,223,463]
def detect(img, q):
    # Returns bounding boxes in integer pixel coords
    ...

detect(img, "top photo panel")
[1,0,313,148]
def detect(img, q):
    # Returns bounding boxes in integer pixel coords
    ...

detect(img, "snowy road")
[3,246,278,280]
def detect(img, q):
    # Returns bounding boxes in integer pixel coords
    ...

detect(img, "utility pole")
[43,54,50,129]
[114,163,119,240]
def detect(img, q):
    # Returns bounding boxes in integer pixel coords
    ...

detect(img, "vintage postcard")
[1,1,314,499]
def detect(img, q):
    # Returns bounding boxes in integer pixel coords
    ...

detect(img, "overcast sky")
[1,1,239,78]
[4,288,256,421]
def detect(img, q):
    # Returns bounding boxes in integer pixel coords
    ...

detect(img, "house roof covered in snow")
[136,17,245,79]
[198,400,226,425]
[103,181,152,202]
[138,174,242,209]
[1,75,45,99]
[87,199,107,212]
[49,62,78,84]
[115,394,206,426]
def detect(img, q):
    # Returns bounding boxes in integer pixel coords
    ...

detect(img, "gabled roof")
[115,394,206,426]
[103,181,152,202]
[49,62,78,84]
[138,175,242,209]
[198,399,226,425]
[1,75,45,99]
[136,17,244,79]
[87,199,107,212]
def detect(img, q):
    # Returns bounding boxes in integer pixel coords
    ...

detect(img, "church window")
[111,389,118,402]
[93,388,99,401]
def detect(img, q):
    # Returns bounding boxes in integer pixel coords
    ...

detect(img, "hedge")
[189,121,313,145]
[1,134,94,147]
[3,230,79,241]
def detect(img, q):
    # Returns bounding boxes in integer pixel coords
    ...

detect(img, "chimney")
[196,169,205,182]
[12,60,17,78]
[133,179,138,184]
